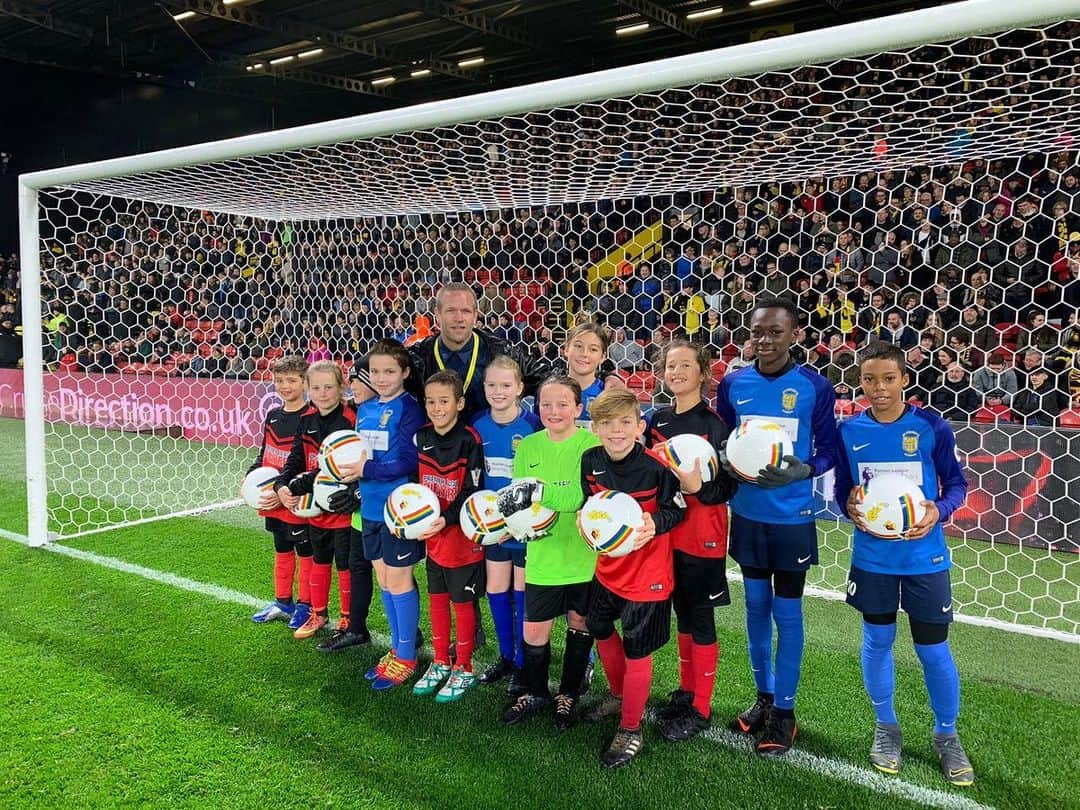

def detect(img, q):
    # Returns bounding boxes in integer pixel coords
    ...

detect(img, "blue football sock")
[861,621,898,725]
[743,577,774,695]
[772,595,805,711]
[915,641,960,734]
[380,589,398,651]
[488,589,515,660]
[392,589,420,661]
[513,589,526,669]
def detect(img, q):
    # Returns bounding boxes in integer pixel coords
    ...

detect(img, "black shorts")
[846,566,954,624]
[585,579,671,659]
[485,543,527,568]
[524,581,591,623]
[729,512,818,572]
[673,550,731,609]
[427,558,486,603]
[266,517,312,556]
[308,525,350,569]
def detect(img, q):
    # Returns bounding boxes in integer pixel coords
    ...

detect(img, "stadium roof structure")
[1,0,963,112]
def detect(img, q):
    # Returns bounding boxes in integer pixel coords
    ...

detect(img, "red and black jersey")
[646,399,738,558]
[416,420,485,569]
[277,400,358,529]
[581,443,685,602]
[249,405,306,524]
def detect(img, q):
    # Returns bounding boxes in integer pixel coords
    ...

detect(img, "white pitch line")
[700,727,992,810]
[1,525,993,810]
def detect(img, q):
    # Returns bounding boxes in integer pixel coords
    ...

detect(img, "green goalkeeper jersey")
[513,427,600,586]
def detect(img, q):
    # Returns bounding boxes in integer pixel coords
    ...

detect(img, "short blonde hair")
[307,360,345,389]
[589,388,640,423]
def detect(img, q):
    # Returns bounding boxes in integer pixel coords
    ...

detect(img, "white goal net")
[17,0,1080,640]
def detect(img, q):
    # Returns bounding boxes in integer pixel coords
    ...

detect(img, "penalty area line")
[1,525,993,810]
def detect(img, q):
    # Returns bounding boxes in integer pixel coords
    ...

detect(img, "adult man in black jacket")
[408,282,551,422]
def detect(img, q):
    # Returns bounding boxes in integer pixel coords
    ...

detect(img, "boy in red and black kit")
[275,361,360,643]
[247,356,314,629]
[646,340,739,741]
[580,388,686,768]
[412,370,487,702]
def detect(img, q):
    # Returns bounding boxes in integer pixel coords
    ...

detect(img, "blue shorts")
[485,542,527,568]
[729,512,818,572]
[846,566,954,624]
[362,522,425,568]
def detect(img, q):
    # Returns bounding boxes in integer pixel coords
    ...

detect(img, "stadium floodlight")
[686,7,724,20]
[17,0,1080,642]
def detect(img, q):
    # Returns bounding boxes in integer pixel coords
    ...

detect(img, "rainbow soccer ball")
[662,433,719,483]
[460,490,510,545]
[241,466,280,510]
[579,490,644,558]
[318,430,371,481]
[290,491,323,519]
[725,419,794,482]
[313,472,350,512]
[384,483,442,540]
[856,473,927,540]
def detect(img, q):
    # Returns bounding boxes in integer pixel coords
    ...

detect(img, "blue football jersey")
[472,406,542,552]
[355,391,425,522]
[715,362,840,525]
[835,405,968,575]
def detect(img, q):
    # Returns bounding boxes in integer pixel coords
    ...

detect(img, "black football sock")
[523,641,552,699]
[559,627,593,697]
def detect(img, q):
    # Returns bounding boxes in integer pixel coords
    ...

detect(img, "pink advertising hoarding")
[0,369,276,446]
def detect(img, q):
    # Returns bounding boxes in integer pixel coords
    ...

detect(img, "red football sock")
[337,568,352,616]
[273,551,295,601]
[595,633,627,697]
[678,632,694,693]
[691,641,719,718]
[296,555,313,604]
[453,600,477,672]
[621,655,653,732]
[429,592,452,665]
[309,562,332,614]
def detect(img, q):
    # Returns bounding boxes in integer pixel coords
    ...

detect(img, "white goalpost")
[17,0,1080,641]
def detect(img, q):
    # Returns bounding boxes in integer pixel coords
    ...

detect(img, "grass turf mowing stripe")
[0,526,994,810]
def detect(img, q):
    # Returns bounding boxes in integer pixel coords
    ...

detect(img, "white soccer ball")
[855,473,928,540]
[313,472,350,512]
[290,491,323,519]
[579,491,643,558]
[241,466,280,510]
[384,483,442,540]
[318,430,371,481]
[460,490,510,545]
[504,500,558,541]
[661,433,719,483]
[725,419,794,482]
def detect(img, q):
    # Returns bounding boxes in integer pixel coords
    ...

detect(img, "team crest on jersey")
[379,408,393,428]
[512,434,523,453]
[902,430,919,457]
[781,388,798,413]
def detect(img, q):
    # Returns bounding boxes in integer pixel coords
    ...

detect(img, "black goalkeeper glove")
[327,486,361,514]
[716,439,736,477]
[287,474,313,496]
[757,456,813,489]
[496,478,544,518]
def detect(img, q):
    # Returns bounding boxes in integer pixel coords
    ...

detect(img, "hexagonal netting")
[20,11,1080,638]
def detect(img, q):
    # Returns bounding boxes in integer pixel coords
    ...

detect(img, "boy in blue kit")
[835,341,973,786]
[472,356,542,696]
[715,297,840,756]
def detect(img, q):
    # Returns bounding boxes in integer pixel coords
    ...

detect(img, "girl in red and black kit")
[646,340,739,741]
[276,360,358,642]
[246,356,314,629]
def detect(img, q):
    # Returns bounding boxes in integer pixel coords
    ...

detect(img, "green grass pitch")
[0,417,1077,809]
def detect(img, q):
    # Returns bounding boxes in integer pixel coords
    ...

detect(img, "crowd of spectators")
[1,22,1078,427]
[2,147,1079,428]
